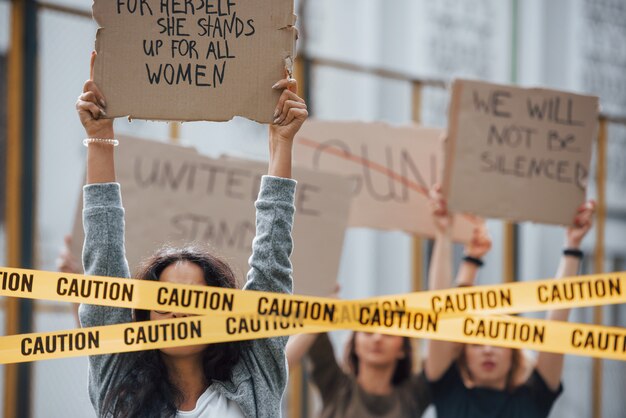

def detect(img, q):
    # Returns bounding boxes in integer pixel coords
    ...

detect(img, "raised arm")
[267,76,308,179]
[78,52,116,185]
[427,185,453,291]
[304,333,350,405]
[286,333,319,369]
[243,76,307,295]
[76,52,133,416]
[240,77,308,404]
[424,184,463,381]
[536,200,596,391]
[56,235,83,325]
[76,51,130,303]
[287,284,340,368]
[455,220,491,287]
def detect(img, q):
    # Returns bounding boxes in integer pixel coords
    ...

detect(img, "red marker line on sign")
[298,137,430,196]
[297,137,480,225]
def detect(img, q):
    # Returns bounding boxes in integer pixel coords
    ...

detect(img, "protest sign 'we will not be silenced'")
[444,79,599,225]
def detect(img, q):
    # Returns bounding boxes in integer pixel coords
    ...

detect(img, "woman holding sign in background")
[286,303,430,417]
[425,184,596,418]
[284,225,492,418]
[76,52,308,418]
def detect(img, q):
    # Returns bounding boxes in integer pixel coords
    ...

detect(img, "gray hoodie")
[79,175,297,418]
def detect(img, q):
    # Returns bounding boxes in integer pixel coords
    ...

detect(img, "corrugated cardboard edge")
[91,2,298,124]
[293,119,475,243]
[443,78,600,226]
[442,79,463,198]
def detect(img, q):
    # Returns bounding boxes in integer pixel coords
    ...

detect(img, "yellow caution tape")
[0,267,624,363]
[1,267,624,318]
[0,310,623,364]
[364,272,625,316]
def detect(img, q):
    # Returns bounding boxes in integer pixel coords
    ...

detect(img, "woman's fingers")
[279,107,308,127]
[77,99,105,119]
[272,77,298,93]
[270,77,303,125]
[429,184,444,201]
[86,51,108,107]
[573,200,596,227]
[82,80,107,108]
[575,200,596,218]
[573,215,591,229]
[79,91,100,106]
[276,100,307,124]
[429,194,447,214]
[286,78,298,93]
[271,78,298,115]
[78,87,107,123]
[77,52,114,137]
[583,201,596,216]
[273,89,304,121]
[577,211,593,227]
[587,200,597,210]
[90,51,96,80]
[431,199,448,217]
[77,91,105,116]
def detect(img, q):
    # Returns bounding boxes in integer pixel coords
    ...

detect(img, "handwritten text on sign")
[93,0,296,122]
[72,136,351,297]
[444,79,598,225]
[294,121,475,242]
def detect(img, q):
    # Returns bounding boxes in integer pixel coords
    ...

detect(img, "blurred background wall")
[0,0,624,417]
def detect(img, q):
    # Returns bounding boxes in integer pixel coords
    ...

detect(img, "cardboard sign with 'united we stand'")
[444,79,599,225]
[71,136,352,297]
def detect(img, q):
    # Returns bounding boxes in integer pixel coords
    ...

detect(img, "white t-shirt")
[176,387,245,418]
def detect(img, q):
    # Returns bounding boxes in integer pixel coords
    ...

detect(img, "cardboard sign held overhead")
[444,79,599,225]
[92,0,296,123]
[293,120,475,242]
[72,136,352,297]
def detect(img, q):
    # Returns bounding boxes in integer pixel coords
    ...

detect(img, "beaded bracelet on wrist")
[83,138,119,147]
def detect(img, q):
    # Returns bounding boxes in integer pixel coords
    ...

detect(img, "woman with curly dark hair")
[76,52,308,418]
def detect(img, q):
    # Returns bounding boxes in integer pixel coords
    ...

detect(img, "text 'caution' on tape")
[0,267,624,363]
